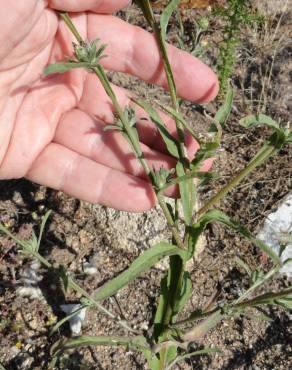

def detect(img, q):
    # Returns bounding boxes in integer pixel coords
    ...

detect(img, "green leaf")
[190,142,218,172]
[245,311,273,322]
[187,210,281,265]
[164,346,179,369]
[133,99,180,158]
[29,231,38,253]
[0,223,32,252]
[172,271,192,315]
[103,125,123,132]
[51,335,149,357]
[50,304,89,335]
[209,86,234,132]
[160,0,181,40]
[166,347,222,370]
[176,162,195,225]
[154,276,169,341]
[43,62,89,75]
[94,242,187,301]
[159,105,201,144]
[186,223,205,260]
[235,256,252,276]
[276,297,292,310]
[182,310,225,342]
[240,114,280,131]
[154,255,189,356]
[58,265,70,295]
[286,132,292,143]
[159,170,214,193]
[251,268,265,284]
[144,352,160,370]
[36,210,51,253]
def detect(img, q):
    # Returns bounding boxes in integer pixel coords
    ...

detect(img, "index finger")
[49,0,131,13]
[87,15,219,103]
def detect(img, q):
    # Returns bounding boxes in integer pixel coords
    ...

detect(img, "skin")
[0,0,219,212]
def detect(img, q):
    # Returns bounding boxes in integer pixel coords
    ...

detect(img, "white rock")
[16,263,44,300]
[83,262,98,275]
[60,304,87,334]
[17,286,43,299]
[22,266,42,284]
[257,193,292,276]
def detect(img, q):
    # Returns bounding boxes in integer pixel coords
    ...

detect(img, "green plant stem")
[173,287,292,330]
[0,224,52,269]
[136,1,187,161]
[68,278,138,334]
[134,5,190,368]
[60,12,83,44]
[159,257,185,369]
[198,142,276,217]
[60,12,185,252]
[155,28,184,146]
[94,64,186,250]
[158,195,185,249]
[234,267,278,304]
[181,309,225,342]
[153,24,187,162]
[93,66,150,173]
[235,287,292,309]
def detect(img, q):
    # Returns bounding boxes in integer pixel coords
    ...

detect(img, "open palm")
[0,0,218,211]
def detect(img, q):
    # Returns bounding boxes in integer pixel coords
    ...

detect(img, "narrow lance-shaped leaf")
[160,0,181,40]
[133,99,180,159]
[36,210,51,253]
[50,304,89,335]
[276,297,292,310]
[235,287,292,310]
[182,310,225,342]
[159,170,214,193]
[172,271,192,316]
[165,347,222,370]
[154,272,179,368]
[43,62,90,75]
[176,162,195,225]
[51,335,150,357]
[186,210,281,265]
[209,86,234,132]
[0,223,33,252]
[240,114,280,132]
[154,269,192,340]
[235,256,252,277]
[94,242,187,301]
[286,132,292,143]
[158,104,201,144]
[29,231,38,253]
[154,276,169,341]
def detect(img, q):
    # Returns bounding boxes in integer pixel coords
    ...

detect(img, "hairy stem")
[173,287,292,330]
[61,12,185,251]
[198,143,276,216]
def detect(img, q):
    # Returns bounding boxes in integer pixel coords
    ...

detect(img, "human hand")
[0,0,218,212]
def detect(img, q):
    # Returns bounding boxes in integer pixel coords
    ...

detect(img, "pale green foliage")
[213,0,263,95]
